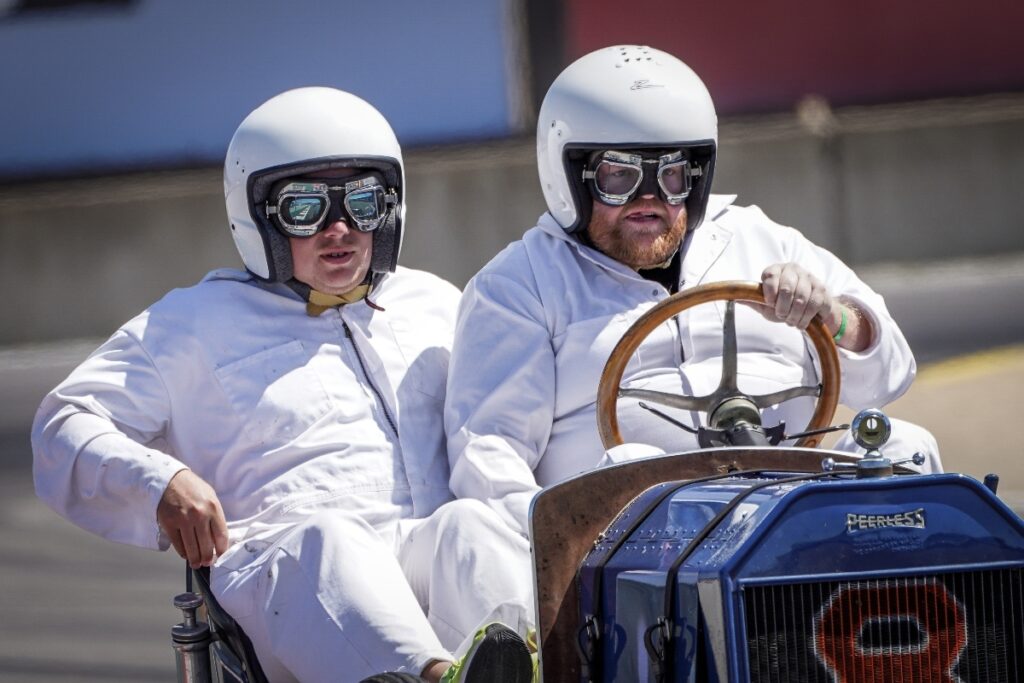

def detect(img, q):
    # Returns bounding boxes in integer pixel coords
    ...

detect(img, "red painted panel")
[564,0,1024,113]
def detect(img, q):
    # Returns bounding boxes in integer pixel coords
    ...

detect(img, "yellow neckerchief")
[306,285,370,316]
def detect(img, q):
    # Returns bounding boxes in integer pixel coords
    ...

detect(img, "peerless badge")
[846,508,926,533]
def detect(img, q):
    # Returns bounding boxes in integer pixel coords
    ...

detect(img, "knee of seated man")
[434,498,517,543]
[290,509,381,558]
[890,418,942,474]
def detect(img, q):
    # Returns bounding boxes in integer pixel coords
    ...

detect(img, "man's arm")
[745,220,916,408]
[32,328,227,561]
[445,272,556,538]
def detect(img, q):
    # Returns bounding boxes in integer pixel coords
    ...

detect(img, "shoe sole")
[462,624,532,683]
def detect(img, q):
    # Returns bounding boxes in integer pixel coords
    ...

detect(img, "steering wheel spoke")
[718,300,740,394]
[619,387,717,413]
[749,384,822,409]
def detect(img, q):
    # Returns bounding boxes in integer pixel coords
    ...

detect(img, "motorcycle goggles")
[582,150,697,206]
[265,172,396,237]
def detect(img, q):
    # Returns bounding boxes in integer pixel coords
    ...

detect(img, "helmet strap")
[682,146,717,232]
[370,209,400,274]
[285,278,310,302]
[563,153,593,234]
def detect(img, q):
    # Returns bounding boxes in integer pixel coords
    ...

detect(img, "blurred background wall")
[1,0,1023,345]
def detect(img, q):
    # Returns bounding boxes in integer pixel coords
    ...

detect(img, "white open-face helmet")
[224,87,404,287]
[537,45,718,234]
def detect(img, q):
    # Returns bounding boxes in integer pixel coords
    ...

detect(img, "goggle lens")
[344,188,385,223]
[595,162,642,197]
[658,161,688,196]
[281,196,328,227]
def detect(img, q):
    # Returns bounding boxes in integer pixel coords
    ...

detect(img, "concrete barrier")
[2,94,1022,346]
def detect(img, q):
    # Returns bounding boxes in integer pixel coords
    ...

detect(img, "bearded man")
[444,45,940,539]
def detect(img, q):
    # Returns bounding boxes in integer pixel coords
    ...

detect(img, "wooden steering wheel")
[596,281,841,449]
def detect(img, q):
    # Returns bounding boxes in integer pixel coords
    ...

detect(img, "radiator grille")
[743,567,1024,682]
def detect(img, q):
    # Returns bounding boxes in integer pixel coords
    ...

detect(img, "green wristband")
[832,308,848,343]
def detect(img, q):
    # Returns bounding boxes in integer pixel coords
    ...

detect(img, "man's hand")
[759,262,835,330]
[157,469,230,568]
[756,262,871,352]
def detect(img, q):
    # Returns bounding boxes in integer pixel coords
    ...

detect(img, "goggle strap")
[582,160,695,179]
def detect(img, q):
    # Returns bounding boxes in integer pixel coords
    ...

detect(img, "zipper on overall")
[342,320,399,438]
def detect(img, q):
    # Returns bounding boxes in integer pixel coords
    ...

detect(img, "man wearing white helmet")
[33,87,533,683]
[445,46,941,539]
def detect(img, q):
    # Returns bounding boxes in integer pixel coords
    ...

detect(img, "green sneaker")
[440,623,532,683]
[526,629,540,683]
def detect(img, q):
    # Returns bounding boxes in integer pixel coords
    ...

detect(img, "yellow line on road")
[918,344,1024,384]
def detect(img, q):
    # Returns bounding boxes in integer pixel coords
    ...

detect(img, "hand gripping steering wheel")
[596,281,841,450]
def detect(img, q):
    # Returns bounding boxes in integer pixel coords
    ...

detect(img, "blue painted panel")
[0,0,515,177]
[582,471,1024,681]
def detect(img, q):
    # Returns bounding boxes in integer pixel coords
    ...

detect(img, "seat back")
[189,566,270,683]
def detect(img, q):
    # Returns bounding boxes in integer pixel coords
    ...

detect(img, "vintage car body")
[537,452,1024,682]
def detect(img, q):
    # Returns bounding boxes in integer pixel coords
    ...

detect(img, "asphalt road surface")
[1,253,1022,682]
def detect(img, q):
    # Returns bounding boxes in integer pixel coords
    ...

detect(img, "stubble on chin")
[589,210,687,270]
